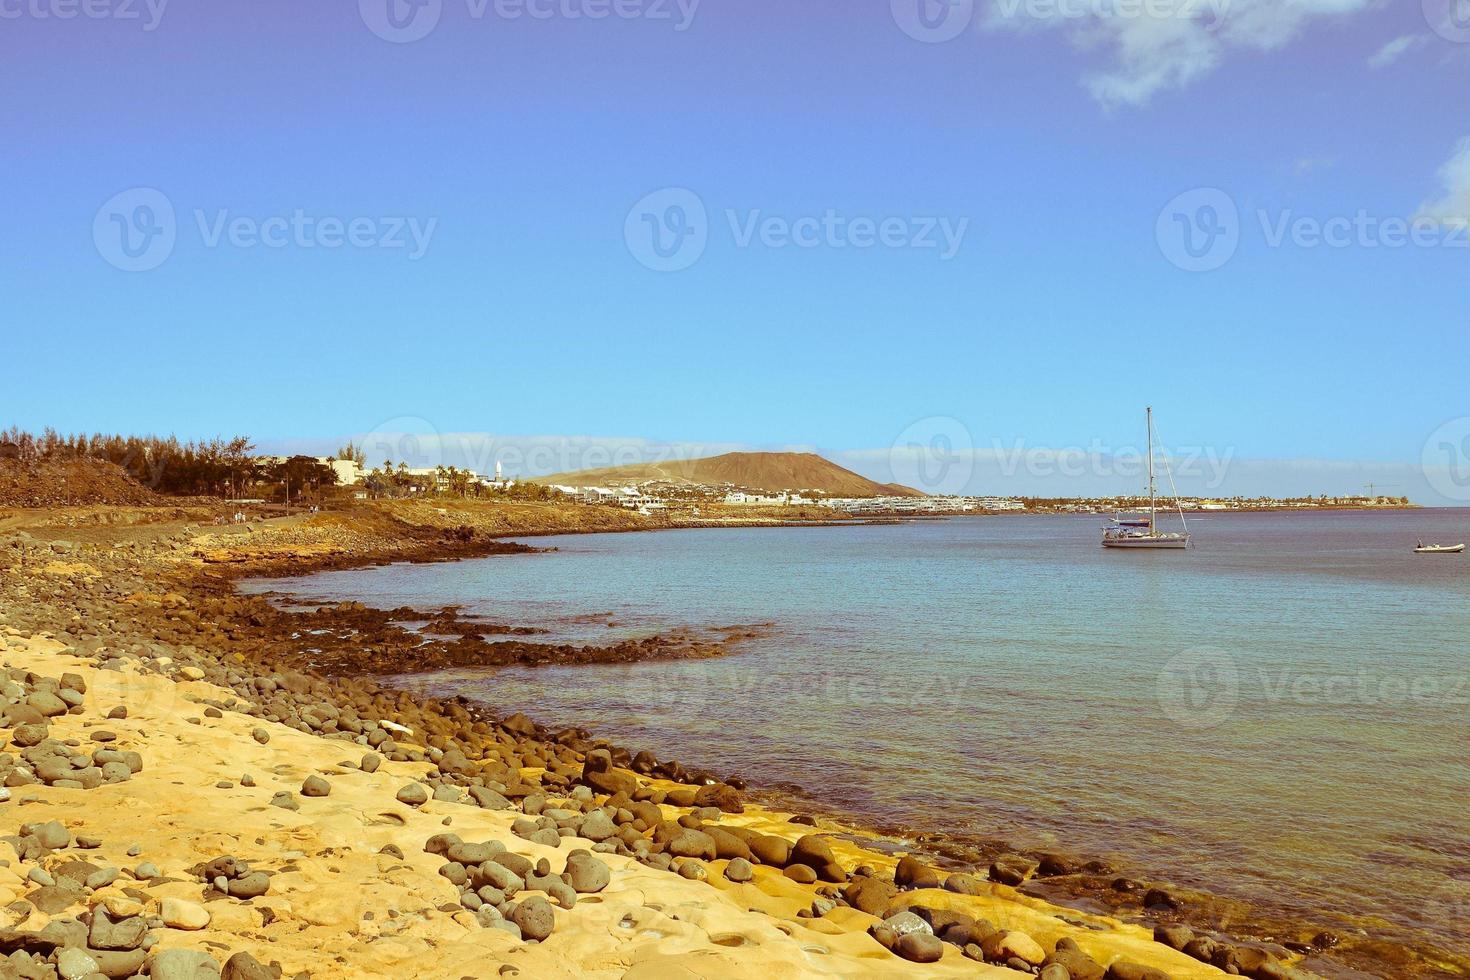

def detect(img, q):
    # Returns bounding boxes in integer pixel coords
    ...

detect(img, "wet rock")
[1144,888,1179,910]
[1047,937,1105,980]
[581,750,636,797]
[989,854,1039,886]
[1154,923,1194,951]
[691,783,743,813]
[942,872,987,895]
[1184,937,1220,962]
[895,854,939,890]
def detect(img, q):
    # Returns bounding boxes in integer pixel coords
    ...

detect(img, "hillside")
[537,451,922,498]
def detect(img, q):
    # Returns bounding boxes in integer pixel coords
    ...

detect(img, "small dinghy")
[1414,541,1465,554]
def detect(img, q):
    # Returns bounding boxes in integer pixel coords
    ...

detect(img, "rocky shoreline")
[0,504,1461,979]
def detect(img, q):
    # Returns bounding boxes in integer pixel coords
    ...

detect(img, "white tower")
[495,460,503,482]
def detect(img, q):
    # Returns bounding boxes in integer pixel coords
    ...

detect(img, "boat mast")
[1146,405,1156,536]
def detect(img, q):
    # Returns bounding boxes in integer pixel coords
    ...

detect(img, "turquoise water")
[245,511,1470,961]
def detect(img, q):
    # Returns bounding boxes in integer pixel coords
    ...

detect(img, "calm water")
[245,511,1470,962]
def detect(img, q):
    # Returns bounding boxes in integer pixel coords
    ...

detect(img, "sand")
[0,628,1236,979]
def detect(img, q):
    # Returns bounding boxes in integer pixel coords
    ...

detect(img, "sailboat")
[1102,407,1191,550]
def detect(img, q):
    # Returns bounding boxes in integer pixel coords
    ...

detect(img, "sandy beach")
[0,499,1388,979]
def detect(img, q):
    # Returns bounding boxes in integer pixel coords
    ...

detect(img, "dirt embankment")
[0,458,168,508]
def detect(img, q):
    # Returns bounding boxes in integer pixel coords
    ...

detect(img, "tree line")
[0,427,338,499]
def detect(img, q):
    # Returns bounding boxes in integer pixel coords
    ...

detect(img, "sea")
[242,510,1470,969]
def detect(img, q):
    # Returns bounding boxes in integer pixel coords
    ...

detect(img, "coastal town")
[269,452,1411,518]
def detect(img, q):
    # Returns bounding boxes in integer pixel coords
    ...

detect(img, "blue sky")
[4,0,1470,500]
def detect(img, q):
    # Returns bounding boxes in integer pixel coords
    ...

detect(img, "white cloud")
[1416,137,1470,225]
[1367,34,1426,69]
[985,0,1377,107]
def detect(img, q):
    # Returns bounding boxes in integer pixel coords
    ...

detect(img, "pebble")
[56,947,100,980]
[563,850,610,893]
[222,951,274,980]
[510,895,555,941]
[724,857,754,883]
[300,774,330,797]
[396,783,429,807]
[269,791,299,811]
[896,931,944,963]
[161,897,211,930]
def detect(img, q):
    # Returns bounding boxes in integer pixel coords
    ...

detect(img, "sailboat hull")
[1102,534,1190,550]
